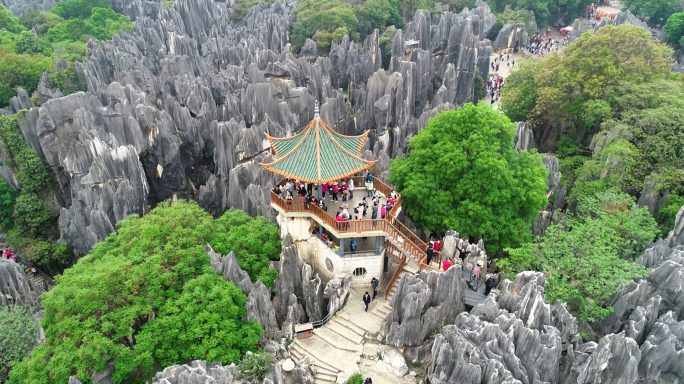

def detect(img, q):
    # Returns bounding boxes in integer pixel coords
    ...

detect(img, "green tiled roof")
[262,116,375,183]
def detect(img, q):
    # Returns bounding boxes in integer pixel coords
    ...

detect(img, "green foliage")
[230,0,275,22]
[238,351,275,381]
[486,0,591,26]
[13,193,51,237]
[161,1,175,8]
[665,12,684,48]
[9,201,266,384]
[0,46,53,108]
[19,10,65,36]
[209,209,282,288]
[657,193,684,237]
[502,25,672,137]
[489,9,535,39]
[7,229,71,267]
[0,5,25,34]
[0,115,52,196]
[292,0,359,54]
[45,8,134,44]
[355,0,391,38]
[0,306,38,383]
[46,62,87,95]
[500,192,655,322]
[388,103,549,253]
[472,69,485,103]
[379,26,396,70]
[135,273,264,369]
[15,31,52,55]
[622,0,679,25]
[50,0,109,20]
[347,374,364,384]
[0,178,17,229]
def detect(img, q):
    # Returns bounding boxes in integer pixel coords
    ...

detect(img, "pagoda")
[260,103,376,183]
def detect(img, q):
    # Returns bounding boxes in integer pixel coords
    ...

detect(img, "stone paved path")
[289,278,410,383]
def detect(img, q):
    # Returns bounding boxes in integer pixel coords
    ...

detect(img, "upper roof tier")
[261,111,376,184]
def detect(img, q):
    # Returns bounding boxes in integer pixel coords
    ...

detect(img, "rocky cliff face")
[3,0,494,258]
[428,206,684,384]
[0,259,42,306]
[381,266,466,347]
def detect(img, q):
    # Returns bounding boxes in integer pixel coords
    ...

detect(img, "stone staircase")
[289,287,402,384]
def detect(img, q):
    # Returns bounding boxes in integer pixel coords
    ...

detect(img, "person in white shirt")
[347,178,354,199]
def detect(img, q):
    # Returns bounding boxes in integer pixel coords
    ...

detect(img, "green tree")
[9,201,268,384]
[500,192,655,322]
[0,179,17,229]
[0,5,25,34]
[388,103,549,253]
[291,0,359,54]
[134,273,263,369]
[664,12,684,47]
[0,47,53,108]
[379,26,397,70]
[0,306,38,383]
[18,9,65,35]
[50,0,110,20]
[503,25,672,141]
[355,0,391,38]
[657,193,684,237]
[209,209,282,288]
[13,193,51,237]
[15,31,51,55]
[387,0,405,28]
[622,0,679,25]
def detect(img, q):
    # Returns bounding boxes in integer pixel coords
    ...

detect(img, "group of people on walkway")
[487,73,505,103]
[527,33,566,57]
[1,248,16,261]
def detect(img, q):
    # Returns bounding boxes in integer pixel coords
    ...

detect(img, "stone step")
[368,309,386,321]
[374,303,392,317]
[315,327,363,353]
[329,315,366,339]
[292,336,358,373]
[314,371,338,382]
[291,345,338,375]
[323,321,365,345]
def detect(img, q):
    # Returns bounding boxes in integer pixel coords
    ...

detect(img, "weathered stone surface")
[151,360,239,383]
[0,259,42,306]
[513,121,535,151]
[493,23,528,52]
[382,266,465,347]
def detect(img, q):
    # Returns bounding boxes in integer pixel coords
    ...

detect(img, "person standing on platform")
[371,277,379,300]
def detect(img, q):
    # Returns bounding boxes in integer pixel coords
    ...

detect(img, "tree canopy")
[501,26,682,232]
[0,0,134,108]
[0,306,38,383]
[389,103,549,253]
[622,0,680,25]
[499,192,656,322]
[664,12,684,48]
[8,201,278,384]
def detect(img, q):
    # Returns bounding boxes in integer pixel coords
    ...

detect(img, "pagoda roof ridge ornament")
[314,100,320,119]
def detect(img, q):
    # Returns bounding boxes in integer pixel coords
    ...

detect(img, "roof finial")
[314,100,320,119]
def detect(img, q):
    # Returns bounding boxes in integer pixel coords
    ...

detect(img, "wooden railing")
[271,176,431,271]
[384,248,407,301]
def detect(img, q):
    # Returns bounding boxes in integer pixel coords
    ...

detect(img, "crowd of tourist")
[487,73,505,103]
[526,33,566,57]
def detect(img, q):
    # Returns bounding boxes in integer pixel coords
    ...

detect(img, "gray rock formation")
[493,23,528,52]
[429,215,684,384]
[151,360,238,383]
[2,0,496,258]
[382,266,466,347]
[0,259,42,306]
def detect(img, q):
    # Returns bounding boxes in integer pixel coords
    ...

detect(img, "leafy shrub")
[0,115,52,195]
[0,5,25,33]
[347,374,364,384]
[238,352,275,381]
[50,0,109,20]
[501,192,655,322]
[12,193,51,237]
[46,61,86,95]
[9,201,266,384]
[0,47,53,108]
[0,179,17,229]
[15,31,52,55]
[209,209,281,288]
[0,306,37,383]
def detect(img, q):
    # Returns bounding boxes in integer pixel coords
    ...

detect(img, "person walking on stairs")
[363,292,371,312]
[371,277,379,300]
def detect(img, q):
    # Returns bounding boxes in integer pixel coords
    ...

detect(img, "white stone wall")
[277,214,386,285]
